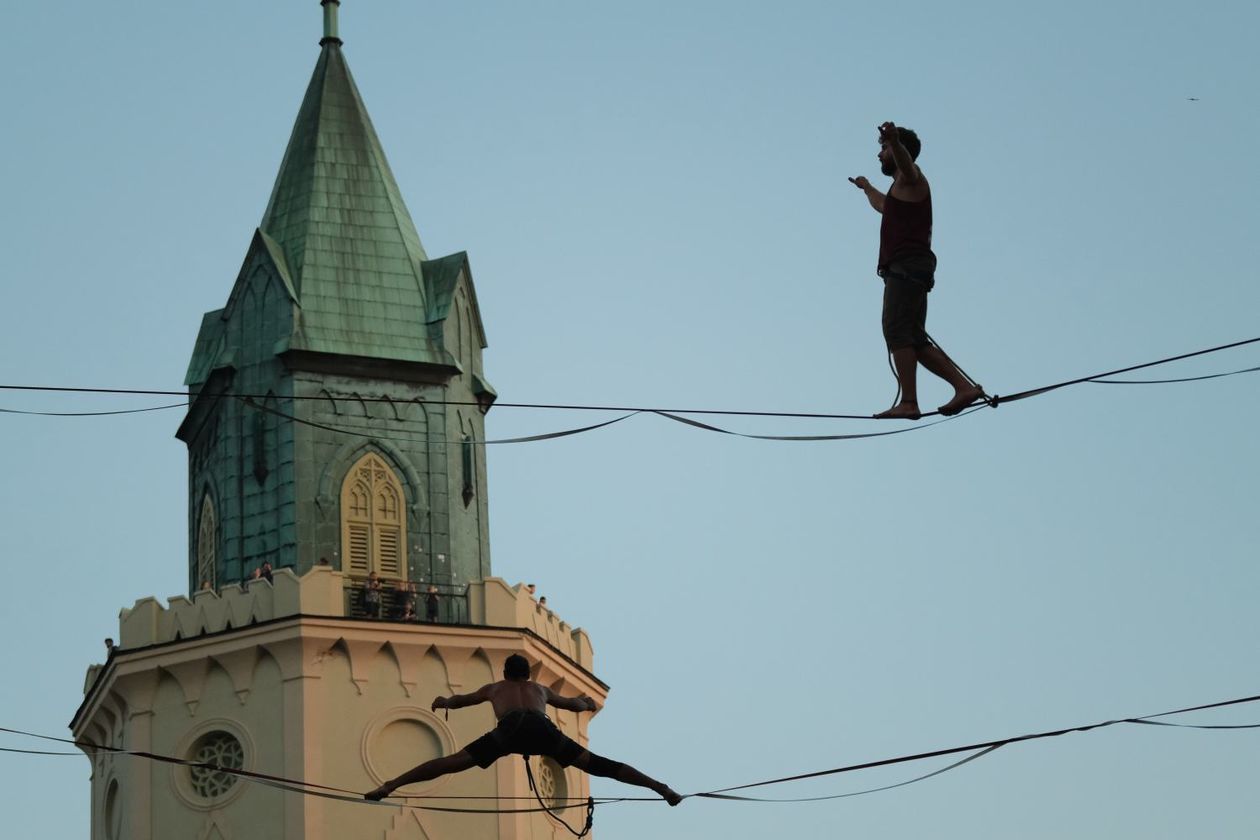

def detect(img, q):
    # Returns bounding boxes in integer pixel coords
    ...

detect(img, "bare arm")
[879,122,920,186]
[433,684,491,712]
[545,686,598,713]
[848,176,886,213]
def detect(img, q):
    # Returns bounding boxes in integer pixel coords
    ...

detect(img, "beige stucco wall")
[76,571,605,840]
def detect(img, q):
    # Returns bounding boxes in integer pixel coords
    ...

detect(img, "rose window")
[536,757,569,809]
[188,731,244,799]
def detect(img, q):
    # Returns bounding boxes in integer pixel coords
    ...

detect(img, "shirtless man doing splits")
[850,121,985,419]
[364,654,683,806]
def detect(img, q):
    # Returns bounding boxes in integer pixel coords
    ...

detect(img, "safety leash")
[523,755,595,838]
[924,331,995,407]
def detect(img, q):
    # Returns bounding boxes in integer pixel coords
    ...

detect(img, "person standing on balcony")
[425,584,440,623]
[363,571,383,618]
[397,580,418,620]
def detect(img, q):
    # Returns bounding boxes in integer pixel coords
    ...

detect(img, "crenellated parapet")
[114,567,593,671]
[490,581,596,665]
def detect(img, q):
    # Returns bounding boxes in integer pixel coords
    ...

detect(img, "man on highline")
[849,121,984,419]
[364,654,683,806]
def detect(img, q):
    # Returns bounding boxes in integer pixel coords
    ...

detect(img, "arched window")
[461,433,475,507]
[196,494,217,590]
[340,453,407,580]
[454,290,466,364]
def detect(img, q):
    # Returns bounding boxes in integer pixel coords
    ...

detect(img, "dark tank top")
[878,184,935,275]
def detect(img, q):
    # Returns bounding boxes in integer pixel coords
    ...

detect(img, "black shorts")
[880,270,932,351]
[464,710,585,769]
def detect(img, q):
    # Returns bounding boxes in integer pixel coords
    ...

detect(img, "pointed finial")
[320,0,343,47]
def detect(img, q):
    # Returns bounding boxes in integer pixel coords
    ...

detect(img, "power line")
[1,335,1256,450]
[0,402,187,417]
[4,691,1258,812]
[1088,363,1260,385]
[1,333,1256,422]
[240,396,646,447]
[695,746,1003,803]
[0,725,610,814]
[242,396,982,446]
[987,334,1260,407]
[692,690,1260,800]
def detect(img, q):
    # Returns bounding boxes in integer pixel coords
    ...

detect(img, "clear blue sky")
[2,2,1258,837]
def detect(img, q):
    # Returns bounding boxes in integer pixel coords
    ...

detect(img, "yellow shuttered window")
[340,453,407,581]
[346,523,371,575]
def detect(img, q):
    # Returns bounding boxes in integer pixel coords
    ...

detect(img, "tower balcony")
[95,568,593,680]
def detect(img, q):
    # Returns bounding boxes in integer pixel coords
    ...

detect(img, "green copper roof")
[185,309,227,386]
[260,39,438,363]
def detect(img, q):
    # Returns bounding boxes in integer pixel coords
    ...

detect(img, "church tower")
[176,0,495,594]
[72,6,605,838]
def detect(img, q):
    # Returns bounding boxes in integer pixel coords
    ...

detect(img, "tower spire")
[320,0,342,47]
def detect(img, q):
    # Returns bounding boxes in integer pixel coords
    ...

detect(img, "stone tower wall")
[78,573,600,840]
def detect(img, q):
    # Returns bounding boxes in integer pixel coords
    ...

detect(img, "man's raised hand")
[878,121,898,142]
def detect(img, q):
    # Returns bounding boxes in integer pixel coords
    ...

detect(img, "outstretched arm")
[849,176,886,213]
[433,684,491,712]
[545,686,598,713]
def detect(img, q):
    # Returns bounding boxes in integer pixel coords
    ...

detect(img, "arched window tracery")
[340,453,406,580]
[196,494,218,590]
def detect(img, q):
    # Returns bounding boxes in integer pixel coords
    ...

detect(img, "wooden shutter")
[347,524,371,575]
[340,453,408,581]
[376,527,401,577]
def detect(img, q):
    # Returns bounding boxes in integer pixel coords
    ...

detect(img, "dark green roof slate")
[260,42,442,365]
[472,373,498,401]
[186,39,493,391]
[422,251,463,324]
[421,251,488,347]
[185,229,296,387]
[257,230,299,303]
[185,310,227,386]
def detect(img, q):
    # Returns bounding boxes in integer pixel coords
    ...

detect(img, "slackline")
[5,691,1259,813]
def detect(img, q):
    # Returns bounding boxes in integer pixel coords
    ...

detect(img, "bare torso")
[484,680,550,719]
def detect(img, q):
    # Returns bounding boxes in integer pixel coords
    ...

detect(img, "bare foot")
[873,401,921,420]
[658,786,684,806]
[938,385,984,416]
[364,784,393,802]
